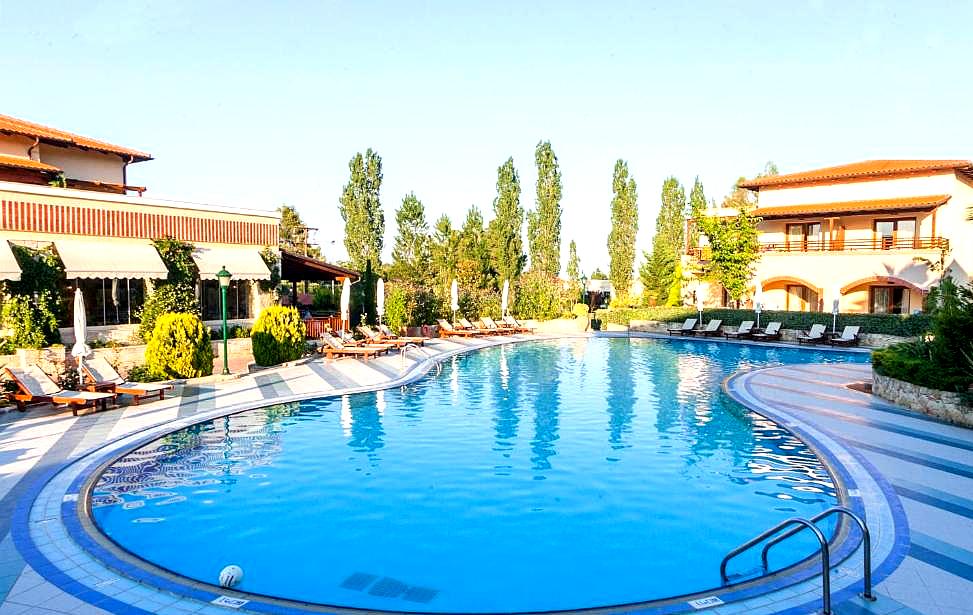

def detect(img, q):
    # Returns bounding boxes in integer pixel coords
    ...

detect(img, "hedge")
[597,307,931,337]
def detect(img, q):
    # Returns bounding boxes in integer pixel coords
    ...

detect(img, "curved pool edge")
[13,334,898,615]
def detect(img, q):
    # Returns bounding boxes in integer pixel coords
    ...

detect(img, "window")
[870,286,908,314]
[786,285,819,312]
[201,279,251,321]
[70,278,148,326]
[785,222,822,251]
[873,218,916,250]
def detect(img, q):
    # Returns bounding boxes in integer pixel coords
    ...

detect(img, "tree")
[687,177,707,249]
[642,177,686,305]
[693,178,762,304]
[278,205,321,258]
[566,239,582,303]
[527,141,562,275]
[339,148,384,271]
[607,159,639,297]
[389,192,431,284]
[487,157,525,286]
[457,206,493,289]
[430,214,460,294]
[590,267,608,280]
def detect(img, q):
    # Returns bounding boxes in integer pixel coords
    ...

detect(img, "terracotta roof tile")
[740,160,972,189]
[752,194,950,219]
[0,114,152,162]
[0,153,61,173]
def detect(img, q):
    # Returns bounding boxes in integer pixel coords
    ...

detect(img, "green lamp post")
[217,266,232,375]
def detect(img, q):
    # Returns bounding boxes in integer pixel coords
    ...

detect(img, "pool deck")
[0,333,970,614]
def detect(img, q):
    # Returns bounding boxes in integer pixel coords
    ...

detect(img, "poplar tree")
[457,206,494,288]
[687,176,707,249]
[488,157,525,285]
[643,177,686,305]
[527,141,562,275]
[607,160,638,297]
[567,239,582,301]
[390,192,431,284]
[430,214,459,293]
[339,148,384,271]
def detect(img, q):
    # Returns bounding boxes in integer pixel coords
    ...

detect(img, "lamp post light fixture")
[217,266,232,376]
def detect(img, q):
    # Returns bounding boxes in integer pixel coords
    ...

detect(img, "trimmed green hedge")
[597,307,931,337]
[872,343,970,394]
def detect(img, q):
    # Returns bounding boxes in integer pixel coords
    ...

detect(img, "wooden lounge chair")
[667,318,697,335]
[723,321,754,339]
[829,325,861,347]
[81,357,172,405]
[690,319,723,337]
[502,315,533,333]
[750,321,782,342]
[339,329,396,351]
[797,323,828,345]
[436,319,479,337]
[479,317,514,335]
[376,324,426,346]
[356,326,410,348]
[319,332,388,361]
[458,317,494,335]
[4,365,115,415]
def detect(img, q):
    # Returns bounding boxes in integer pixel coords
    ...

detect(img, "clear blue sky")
[2,1,971,274]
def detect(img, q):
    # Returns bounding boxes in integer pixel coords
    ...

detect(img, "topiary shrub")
[572,303,589,319]
[137,283,200,342]
[251,306,306,366]
[145,313,213,379]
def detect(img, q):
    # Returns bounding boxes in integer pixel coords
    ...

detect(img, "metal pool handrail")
[719,517,832,613]
[761,506,875,601]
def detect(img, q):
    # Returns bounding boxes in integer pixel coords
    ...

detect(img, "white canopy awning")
[55,239,168,279]
[0,240,21,281]
[192,245,271,280]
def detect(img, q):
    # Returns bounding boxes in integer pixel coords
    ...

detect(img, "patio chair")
[667,318,697,335]
[829,325,861,347]
[750,321,782,342]
[357,325,411,348]
[723,321,755,339]
[796,323,828,345]
[4,365,115,415]
[319,332,388,361]
[436,319,479,337]
[340,329,396,351]
[502,315,533,333]
[480,317,514,334]
[377,324,426,346]
[458,317,494,335]
[690,319,723,337]
[80,356,173,405]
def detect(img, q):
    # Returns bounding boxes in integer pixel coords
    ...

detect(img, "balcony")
[758,236,949,253]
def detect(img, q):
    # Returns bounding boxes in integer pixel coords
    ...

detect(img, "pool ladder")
[719,506,875,614]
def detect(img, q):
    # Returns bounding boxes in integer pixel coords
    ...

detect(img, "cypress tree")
[488,157,525,286]
[527,141,563,275]
[607,160,639,297]
[643,177,686,305]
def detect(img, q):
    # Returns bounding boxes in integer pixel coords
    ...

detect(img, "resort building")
[0,113,285,338]
[692,159,972,314]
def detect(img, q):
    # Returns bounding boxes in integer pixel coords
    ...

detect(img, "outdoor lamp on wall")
[217,266,232,375]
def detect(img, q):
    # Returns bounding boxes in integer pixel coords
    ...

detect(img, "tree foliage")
[389,192,431,285]
[339,148,384,270]
[457,206,494,289]
[153,237,198,286]
[566,239,581,300]
[4,245,64,347]
[527,141,562,275]
[487,157,525,287]
[693,177,761,303]
[278,204,321,258]
[430,214,460,295]
[642,176,686,305]
[136,284,201,342]
[607,159,639,297]
[251,306,306,366]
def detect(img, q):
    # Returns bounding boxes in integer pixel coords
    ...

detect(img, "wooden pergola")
[279,250,359,336]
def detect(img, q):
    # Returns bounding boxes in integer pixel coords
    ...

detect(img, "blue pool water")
[90,338,868,612]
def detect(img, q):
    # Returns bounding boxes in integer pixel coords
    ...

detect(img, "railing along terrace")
[758,236,948,253]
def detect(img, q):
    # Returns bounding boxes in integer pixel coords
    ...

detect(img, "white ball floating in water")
[219,565,243,588]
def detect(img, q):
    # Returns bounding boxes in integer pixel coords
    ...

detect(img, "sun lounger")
[750,321,782,342]
[501,315,533,333]
[4,365,115,415]
[376,324,426,345]
[667,318,697,335]
[339,329,396,351]
[458,317,495,335]
[723,321,754,339]
[479,317,514,335]
[797,323,828,345]
[690,319,723,337]
[319,332,388,361]
[829,325,861,347]
[356,326,411,348]
[436,319,479,337]
[80,356,172,405]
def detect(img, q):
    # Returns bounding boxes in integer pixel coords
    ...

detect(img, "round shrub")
[137,283,201,342]
[145,313,213,379]
[571,303,589,319]
[251,306,306,366]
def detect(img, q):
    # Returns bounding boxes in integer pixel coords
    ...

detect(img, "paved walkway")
[727,363,973,615]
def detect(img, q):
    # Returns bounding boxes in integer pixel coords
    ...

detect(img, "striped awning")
[0,240,22,281]
[55,239,169,279]
[192,245,271,280]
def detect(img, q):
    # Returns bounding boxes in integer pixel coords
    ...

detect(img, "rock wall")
[873,370,972,428]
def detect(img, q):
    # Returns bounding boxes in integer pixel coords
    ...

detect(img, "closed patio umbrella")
[501,279,509,318]
[71,288,91,385]
[376,278,385,325]
[340,277,351,331]
[831,286,841,334]
[753,282,763,330]
[696,290,704,328]
[450,279,459,322]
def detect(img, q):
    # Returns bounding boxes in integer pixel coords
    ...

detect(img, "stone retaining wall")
[872,370,972,428]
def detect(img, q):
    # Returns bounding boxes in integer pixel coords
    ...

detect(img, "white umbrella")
[340,277,351,329]
[70,288,91,385]
[753,282,764,329]
[501,279,509,317]
[450,279,459,320]
[831,286,841,334]
[376,278,385,325]
[696,290,704,329]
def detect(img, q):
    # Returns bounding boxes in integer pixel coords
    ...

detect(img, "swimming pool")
[88,337,869,612]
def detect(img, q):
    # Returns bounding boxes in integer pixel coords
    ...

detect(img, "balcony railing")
[686,236,948,258]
